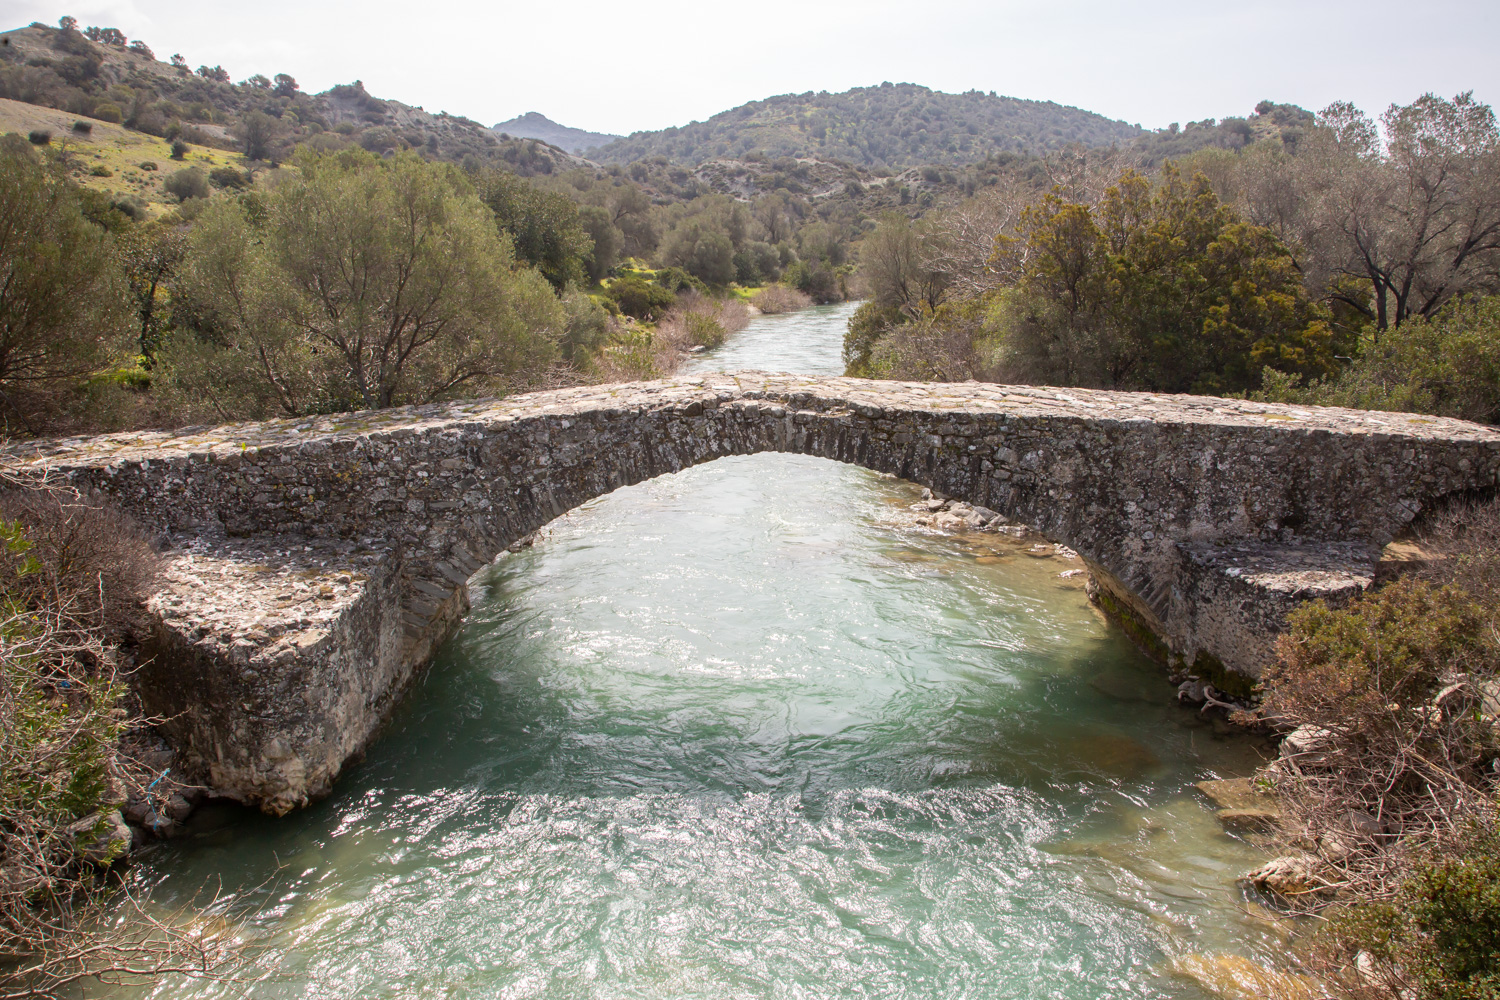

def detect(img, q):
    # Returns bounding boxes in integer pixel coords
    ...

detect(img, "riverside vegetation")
[1,9,1499,996]
[843,89,1500,999]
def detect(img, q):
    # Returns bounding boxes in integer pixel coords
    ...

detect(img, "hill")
[592,83,1145,169]
[0,22,583,177]
[493,112,621,154]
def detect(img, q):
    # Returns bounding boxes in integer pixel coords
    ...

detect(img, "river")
[119,301,1283,999]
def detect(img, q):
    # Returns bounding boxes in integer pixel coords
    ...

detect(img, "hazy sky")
[9,0,1498,136]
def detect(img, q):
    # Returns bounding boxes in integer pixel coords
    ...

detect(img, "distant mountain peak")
[491,112,622,155]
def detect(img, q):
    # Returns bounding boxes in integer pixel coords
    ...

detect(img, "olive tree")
[171,150,564,417]
[0,136,130,430]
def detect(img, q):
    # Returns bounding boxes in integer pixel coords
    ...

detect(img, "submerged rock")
[1167,953,1319,1000]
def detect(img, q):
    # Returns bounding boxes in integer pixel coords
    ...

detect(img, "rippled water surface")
[123,302,1279,999]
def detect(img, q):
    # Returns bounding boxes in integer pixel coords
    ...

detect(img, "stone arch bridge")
[10,373,1500,814]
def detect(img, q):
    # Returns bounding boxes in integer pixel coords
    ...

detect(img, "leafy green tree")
[0,137,130,430]
[171,151,564,416]
[272,74,299,98]
[663,222,735,286]
[577,205,621,283]
[605,276,675,320]
[992,167,1344,393]
[115,223,187,360]
[476,169,592,290]
[237,111,277,162]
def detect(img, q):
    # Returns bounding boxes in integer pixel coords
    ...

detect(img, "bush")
[161,166,208,201]
[606,276,676,321]
[70,120,92,135]
[170,140,187,160]
[208,166,248,190]
[92,102,122,124]
[27,130,51,146]
[1256,296,1500,425]
[90,165,111,177]
[138,161,157,171]
[750,285,811,314]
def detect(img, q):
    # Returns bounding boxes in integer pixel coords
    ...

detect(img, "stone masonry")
[7,373,1500,813]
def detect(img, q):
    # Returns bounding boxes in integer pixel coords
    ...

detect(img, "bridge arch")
[11,372,1500,813]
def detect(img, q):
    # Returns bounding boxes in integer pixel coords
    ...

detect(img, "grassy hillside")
[0,97,243,216]
[0,22,584,177]
[592,83,1145,169]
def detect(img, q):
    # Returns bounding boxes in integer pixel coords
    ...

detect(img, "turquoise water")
[121,302,1279,999]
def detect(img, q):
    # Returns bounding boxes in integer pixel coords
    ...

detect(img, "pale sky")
[8,0,1498,137]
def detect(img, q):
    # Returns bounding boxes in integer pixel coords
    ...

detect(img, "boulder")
[1167,953,1319,1000]
[71,810,132,865]
[1279,724,1336,768]
[1243,853,1331,903]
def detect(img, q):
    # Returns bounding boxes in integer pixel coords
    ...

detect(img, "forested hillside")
[593,83,1144,168]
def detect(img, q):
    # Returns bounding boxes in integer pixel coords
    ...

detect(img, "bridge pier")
[8,373,1497,813]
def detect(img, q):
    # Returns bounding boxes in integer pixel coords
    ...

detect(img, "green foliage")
[0,135,131,430]
[168,149,563,416]
[208,166,249,190]
[683,311,725,348]
[605,276,676,321]
[990,166,1346,393]
[594,83,1144,169]
[1267,577,1495,723]
[162,165,208,201]
[843,301,905,377]
[663,222,735,286]
[1328,825,1500,1000]
[1254,297,1500,424]
[476,169,593,291]
[91,101,122,123]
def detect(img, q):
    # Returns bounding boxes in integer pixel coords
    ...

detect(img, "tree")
[992,167,1346,393]
[577,205,621,282]
[172,150,564,415]
[236,111,277,161]
[162,167,208,201]
[1293,94,1500,333]
[116,224,187,360]
[663,222,735,285]
[0,137,130,429]
[170,53,186,69]
[859,212,949,319]
[83,26,126,47]
[272,73,299,98]
[57,15,77,30]
[242,73,271,90]
[476,169,593,290]
[128,39,153,59]
[196,65,229,84]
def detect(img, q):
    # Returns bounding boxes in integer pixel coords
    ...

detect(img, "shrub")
[161,166,208,201]
[169,140,187,160]
[92,102,122,124]
[70,121,92,135]
[606,276,676,321]
[208,166,248,190]
[90,165,111,177]
[138,161,157,171]
[750,285,811,314]
[27,130,51,146]
[1256,296,1500,425]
